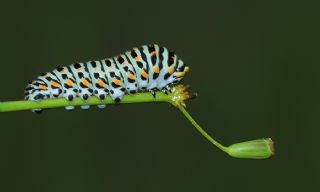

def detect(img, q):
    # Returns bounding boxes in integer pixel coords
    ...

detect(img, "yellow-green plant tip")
[169,84,197,108]
[227,138,274,159]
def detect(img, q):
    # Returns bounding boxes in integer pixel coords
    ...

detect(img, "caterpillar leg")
[81,105,90,110]
[165,84,173,93]
[161,88,168,95]
[150,88,157,98]
[150,91,156,98]
[32,109,43,114]
[97,104,106,109]
[65,106,75,111]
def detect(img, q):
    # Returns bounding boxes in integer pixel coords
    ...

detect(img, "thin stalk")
[177,105,228,153]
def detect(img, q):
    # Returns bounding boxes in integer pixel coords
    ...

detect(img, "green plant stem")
[177,105,229,153]
[0,91,170,112]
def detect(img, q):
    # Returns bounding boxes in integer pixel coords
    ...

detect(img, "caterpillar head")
[172,59,190,84]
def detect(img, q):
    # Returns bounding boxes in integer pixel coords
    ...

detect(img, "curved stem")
[177,105,228,153]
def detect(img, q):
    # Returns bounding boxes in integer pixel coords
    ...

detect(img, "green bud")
[227,138,274,159]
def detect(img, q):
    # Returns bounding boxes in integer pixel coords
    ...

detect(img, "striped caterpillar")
[24,44,190,113]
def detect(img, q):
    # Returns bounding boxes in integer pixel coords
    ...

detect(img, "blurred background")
[0,0,319,191]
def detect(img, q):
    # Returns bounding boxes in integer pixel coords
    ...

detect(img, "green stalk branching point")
[0,84,274,159]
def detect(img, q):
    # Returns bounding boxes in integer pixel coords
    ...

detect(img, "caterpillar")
[24,44,190,113]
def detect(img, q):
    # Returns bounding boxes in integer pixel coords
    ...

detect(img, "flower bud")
[227,138,274,159]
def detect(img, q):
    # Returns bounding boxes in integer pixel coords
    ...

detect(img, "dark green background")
[0,0,319,191]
